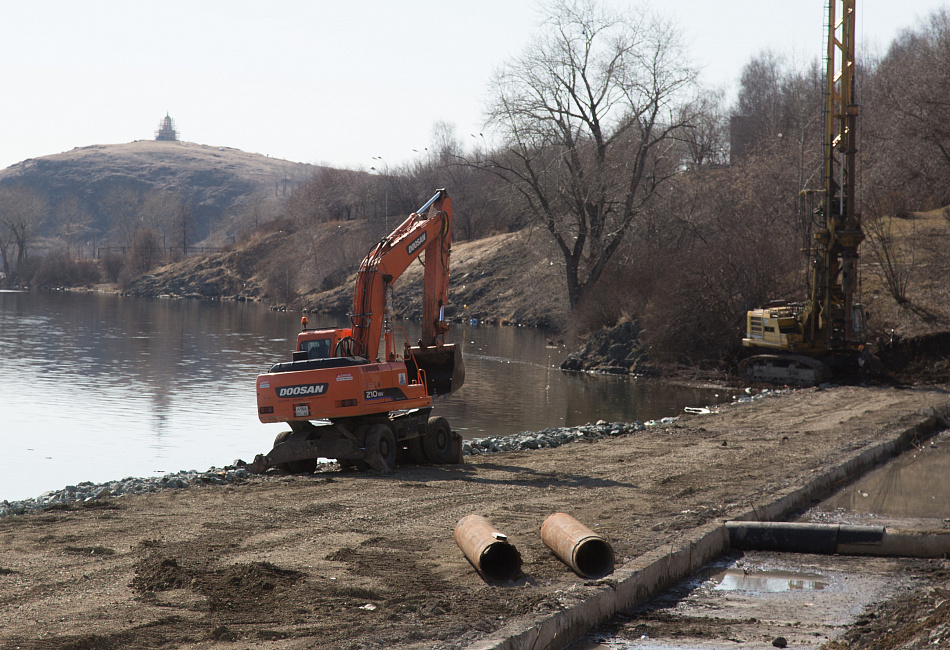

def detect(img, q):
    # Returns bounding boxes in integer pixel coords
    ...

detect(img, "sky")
[1,0,946,172]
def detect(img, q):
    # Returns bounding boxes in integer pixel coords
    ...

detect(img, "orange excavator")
[250,189,465,473]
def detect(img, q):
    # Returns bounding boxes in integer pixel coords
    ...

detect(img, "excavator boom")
[350,188,464,394]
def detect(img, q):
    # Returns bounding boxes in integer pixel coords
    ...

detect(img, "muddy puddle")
[800,430,950,527]
[709,567,827,592]
[573,551,918,649]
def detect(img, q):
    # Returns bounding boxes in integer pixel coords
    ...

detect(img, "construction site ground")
[1,384,949,650]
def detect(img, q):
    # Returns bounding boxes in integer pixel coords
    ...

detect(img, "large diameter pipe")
[454,515,522,582]
[541,513,614,579]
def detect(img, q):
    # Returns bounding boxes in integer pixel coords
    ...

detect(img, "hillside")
[861,207,950,338]
[122,202,950,383]
[0,140,319,245]
[127,222,571,330]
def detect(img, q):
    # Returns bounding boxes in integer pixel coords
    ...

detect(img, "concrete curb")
[467,405,948,650]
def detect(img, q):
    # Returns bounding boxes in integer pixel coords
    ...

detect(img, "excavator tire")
[365,423,397,472]
[423,416,453,464]
[350,424,372,472]
[272,430,292,472]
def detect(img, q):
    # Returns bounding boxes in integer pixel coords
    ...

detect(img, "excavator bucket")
[407,343,465,397]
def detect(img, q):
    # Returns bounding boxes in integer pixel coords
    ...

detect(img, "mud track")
[1,385,947,649]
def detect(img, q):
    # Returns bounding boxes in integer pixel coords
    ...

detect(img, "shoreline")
[1,387,788,517]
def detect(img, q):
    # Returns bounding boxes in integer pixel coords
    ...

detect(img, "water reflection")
[816,434,950,522]
[711,568,827,592]
[0,291,731,501]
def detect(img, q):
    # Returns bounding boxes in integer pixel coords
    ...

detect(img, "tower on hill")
[155,113,179,141]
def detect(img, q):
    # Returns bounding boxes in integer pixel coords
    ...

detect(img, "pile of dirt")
[130,556,189,592]
[823,562,950,649]
[875,331,950,385]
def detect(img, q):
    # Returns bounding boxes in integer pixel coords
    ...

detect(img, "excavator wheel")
[342,424,369,472]
[423,416,453,464]
[272,430,318,474]
[272,431,293,472]
[365,423,397,472]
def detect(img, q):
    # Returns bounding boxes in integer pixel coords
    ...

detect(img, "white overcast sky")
[0,1,945,171]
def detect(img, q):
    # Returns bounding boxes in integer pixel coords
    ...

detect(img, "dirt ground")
[1,384,948,650]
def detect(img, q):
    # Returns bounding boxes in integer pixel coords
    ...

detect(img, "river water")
[0,290,732,502]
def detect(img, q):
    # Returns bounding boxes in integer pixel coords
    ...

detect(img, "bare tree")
[0,186,48,282]
[142,190,194,257]
[126,227,161,276]
[863,207,911,305]
[477,0,698,309]
[101,186,143,248]
[675,89,729,170]
[430,120,463,166]
[734,51,824,187]
[56,196,92,258]
[862,8,950,209]
[736,51,786,140]
[169,200,195,256]
[286,168,372,225]
[0,222,12,284]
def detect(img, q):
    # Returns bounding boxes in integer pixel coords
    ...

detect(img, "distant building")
[155,113,179,141]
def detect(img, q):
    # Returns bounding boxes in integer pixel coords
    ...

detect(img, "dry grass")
[861,207,950,339]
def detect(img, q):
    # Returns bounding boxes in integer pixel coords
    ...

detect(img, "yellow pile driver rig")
[740,0,867,385]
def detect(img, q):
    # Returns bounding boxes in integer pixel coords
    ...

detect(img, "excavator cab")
[292,322,355,362]
[406,342,465,397]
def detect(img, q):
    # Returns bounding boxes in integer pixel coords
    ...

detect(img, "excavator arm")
[350,189,464,395]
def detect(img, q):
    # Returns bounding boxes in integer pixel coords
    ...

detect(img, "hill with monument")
[0,115,319,249]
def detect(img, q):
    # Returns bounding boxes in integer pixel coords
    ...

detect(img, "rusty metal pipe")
[453,515,522,582]
[541,513,614,579]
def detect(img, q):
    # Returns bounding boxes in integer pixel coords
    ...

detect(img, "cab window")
[300,338,332,359]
